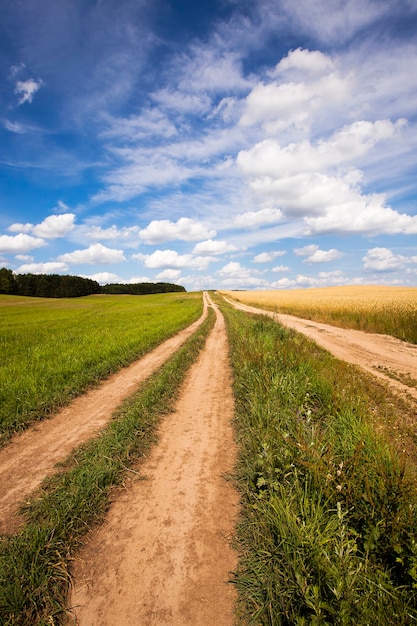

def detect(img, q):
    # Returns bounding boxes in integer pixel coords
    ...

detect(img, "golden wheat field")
[220,285,417,343]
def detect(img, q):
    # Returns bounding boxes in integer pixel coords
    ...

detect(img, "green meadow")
[0,293,202,444]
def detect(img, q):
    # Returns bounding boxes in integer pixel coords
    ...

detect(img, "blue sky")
[1,0,417,290]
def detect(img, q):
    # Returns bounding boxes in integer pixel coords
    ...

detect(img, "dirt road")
[67,294,238,626]
[225,297,417,403]
[0,299,208,535]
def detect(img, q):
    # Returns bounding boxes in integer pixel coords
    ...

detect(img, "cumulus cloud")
[192,239,237,255]
[156,268,182,281]
[294,244,344,263]
[253,250,286,263]
[237,117,415,236]
[134,249,213,271]
[9,213,76,239]
[273,48,334,75]
[272,265,290,272]
[84,272,123,284]
[139,217,216,244]
[272,270,348,289]
[240,49,350,132]
[0,233,46,253]
[16,261,69,274]
[58,243,126,265]
[362,247,417,272]
[32,213,76,238]
[216,261,269,288]
[15,78,43,105]
[234,208,283,228]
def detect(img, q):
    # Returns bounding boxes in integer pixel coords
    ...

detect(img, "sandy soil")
[66,294,238,626]
[225,297,417,403]
[0,299,208,535]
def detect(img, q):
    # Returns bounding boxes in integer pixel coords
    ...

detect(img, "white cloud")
[156,268,182,281]
[217,261,247,276]
[362,247,417,272]
[8,223,33,234]
[253,250,286,263]
[15,255,33,261]
[16,261,69,274]
[273,48,334,75]
[9,213,76,239]
[192,239,237,255]
[84,272,122,284]
[0,233,46,253]
[239,50,351,132]
[84,224,140,241]
[272,265,290,272]
[235,208,283,228]
[139,217,216,244]
[135,249,213,271]
[152,89,211,115]
[294,244,344,263]
[32,213,76,238]
[58,243,126,265]
[15,78,43,105]
[272,270,348,289]
[216,262,267,288]
[237,118,416,236]
[4,120,26,134]
[238,119,405,179]
[102,109,177,141]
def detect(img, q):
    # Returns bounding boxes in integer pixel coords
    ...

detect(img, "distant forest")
[0,268,186,298]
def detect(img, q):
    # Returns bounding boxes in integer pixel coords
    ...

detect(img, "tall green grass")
[0,293,202,443]
[221,303,417,624]
[0,306,214,626]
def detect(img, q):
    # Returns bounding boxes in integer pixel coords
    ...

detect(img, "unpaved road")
[0,299,208,535]
[67,294,238,626]
[225,297,417,403]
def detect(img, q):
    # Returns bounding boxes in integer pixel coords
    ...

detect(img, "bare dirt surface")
[67,294,238,626]
[0,301,208,535]
[225,297,417,404]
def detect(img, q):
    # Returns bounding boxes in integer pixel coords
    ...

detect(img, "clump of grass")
[0,307,214,626]
[221,303,417,625]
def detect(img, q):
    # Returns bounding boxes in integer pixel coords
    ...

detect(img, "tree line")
[0,268,185,298]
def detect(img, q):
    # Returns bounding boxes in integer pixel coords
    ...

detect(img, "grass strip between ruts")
[0,306,215,626]
[218,298,417,626]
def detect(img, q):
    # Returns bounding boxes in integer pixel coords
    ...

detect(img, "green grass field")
[0,292,202,444]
